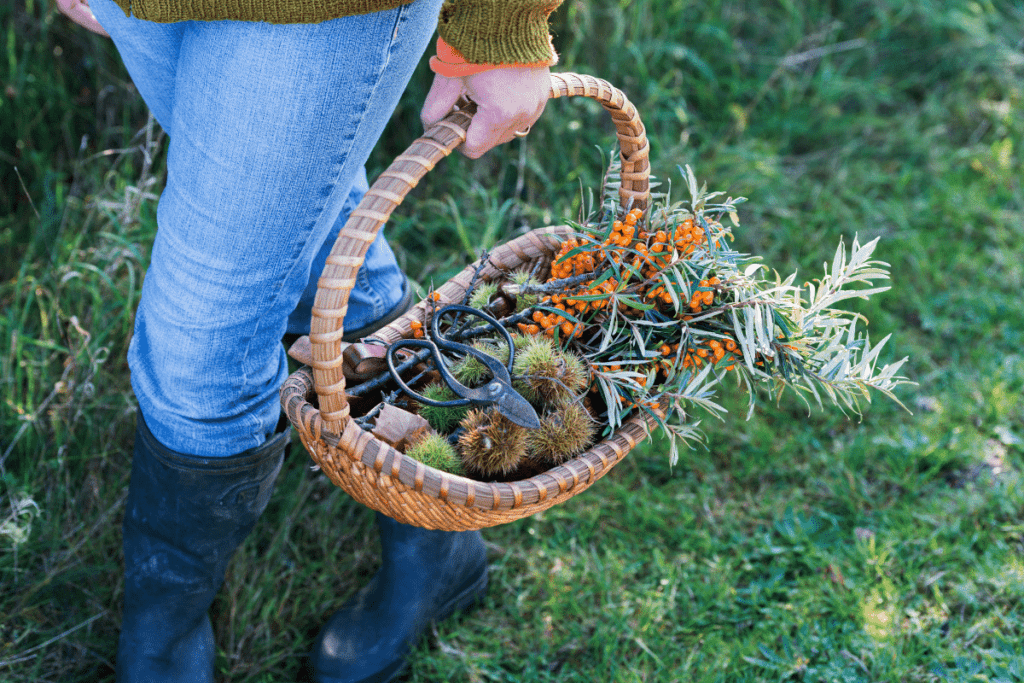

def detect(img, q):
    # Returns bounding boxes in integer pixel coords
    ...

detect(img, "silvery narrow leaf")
[686,164,699,202]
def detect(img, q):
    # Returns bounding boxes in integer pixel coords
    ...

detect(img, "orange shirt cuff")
[429,37,553,78]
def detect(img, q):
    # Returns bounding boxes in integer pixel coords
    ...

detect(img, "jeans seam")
[235,7,409,444]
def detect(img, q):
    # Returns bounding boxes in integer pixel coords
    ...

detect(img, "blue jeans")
[91,0,442,456]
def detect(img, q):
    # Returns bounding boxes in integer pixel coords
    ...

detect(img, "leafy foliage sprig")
[498,161,911,466]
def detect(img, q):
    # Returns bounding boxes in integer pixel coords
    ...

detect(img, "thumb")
[461,103,509,159]
[420,74,463,130]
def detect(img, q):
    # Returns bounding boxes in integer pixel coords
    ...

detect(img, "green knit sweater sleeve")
[109,0,562,60]
[437,0,563,66]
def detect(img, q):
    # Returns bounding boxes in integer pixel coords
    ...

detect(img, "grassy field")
[3,0,1023,681]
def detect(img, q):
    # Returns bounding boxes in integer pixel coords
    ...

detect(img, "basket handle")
[308,72,651,430]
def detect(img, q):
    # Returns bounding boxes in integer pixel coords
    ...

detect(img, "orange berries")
[526,207,737,395]
[550,237,597,280]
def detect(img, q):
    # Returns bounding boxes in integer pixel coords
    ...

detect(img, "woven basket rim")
[281,367,652,511]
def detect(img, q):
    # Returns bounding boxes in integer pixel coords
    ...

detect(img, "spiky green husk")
[468,281,500,310]
[513,336,588,406]
[418,383,469,433]
[457,409,529,479]
[528,403,597,465]
[511,270,541,312]
[405,432,464,476]
[450,340,510,387]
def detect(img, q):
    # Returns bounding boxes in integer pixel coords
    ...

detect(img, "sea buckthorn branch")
[459,249,493,307]
[500,272,596,296]
[508,162,909,455]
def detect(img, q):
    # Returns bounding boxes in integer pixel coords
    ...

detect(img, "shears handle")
[386,304,542,429]
[385,305,517,407]
[386,336,512,408]
[386,338,470,408]
[430,304,516,377]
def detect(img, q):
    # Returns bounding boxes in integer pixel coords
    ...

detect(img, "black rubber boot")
[116,413,288,682]
[310,514,489,683]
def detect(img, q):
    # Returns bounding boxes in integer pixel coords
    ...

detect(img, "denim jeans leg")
[90,0,409,341]
[285,166,407,337]
[89,0,182,132]
[110,0,442,457]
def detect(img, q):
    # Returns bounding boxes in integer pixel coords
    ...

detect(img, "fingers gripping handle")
[309,73,650,431]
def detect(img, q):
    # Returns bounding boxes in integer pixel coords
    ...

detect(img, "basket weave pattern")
[281,73,651,530]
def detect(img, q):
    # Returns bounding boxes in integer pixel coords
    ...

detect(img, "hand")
[56,0,110,37]
[421,65,550,159]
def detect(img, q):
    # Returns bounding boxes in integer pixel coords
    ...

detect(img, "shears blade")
[493,387,541,429]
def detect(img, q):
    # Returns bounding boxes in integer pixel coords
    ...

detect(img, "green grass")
[3,0,1023,680]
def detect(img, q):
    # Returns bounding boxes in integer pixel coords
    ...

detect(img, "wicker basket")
[280,73,651,531]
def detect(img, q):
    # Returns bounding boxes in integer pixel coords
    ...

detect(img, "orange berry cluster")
[645,336,745,377]
[518,307,585,339]
[638,217,711,275]
[590,364,660,411]
[554,277,617,313]
[512,208,731,355]
[549,236,598,279]
[548,207,646,279]
[680,337,741,371]
[525,208,649,339]
[603,208,646,264]
[690,276,722,312]
[646,274,722,311]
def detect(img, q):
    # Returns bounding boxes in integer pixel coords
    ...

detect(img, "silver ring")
[513,125,531,138]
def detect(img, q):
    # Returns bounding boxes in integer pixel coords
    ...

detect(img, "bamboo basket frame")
[280,73,652,530]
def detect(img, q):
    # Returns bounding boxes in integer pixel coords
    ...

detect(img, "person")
[54,0,562,680]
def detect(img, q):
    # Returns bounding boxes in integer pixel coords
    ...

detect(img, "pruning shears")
[385,304,541,429]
